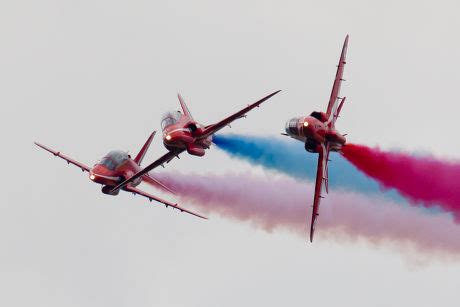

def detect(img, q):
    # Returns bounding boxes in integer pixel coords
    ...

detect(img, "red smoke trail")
[155,172,460,256]
[342,144,460,220]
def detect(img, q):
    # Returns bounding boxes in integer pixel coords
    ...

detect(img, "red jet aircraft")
[110,90,281,193]
[283,35,349,242]
[34,132,206,219]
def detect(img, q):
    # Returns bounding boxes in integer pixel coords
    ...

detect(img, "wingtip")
[34,141,46,150]
[267,90,281,99]
[309,220,315,243]
[146,131,156,142]
[149,131,157,142]
[189,210,208,220]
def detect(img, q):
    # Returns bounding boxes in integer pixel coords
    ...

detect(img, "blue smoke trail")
[213,134,402,201]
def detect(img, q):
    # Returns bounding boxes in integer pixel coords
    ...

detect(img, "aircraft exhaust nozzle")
[326,131,346,145]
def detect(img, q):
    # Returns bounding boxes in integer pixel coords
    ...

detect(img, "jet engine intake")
[305,138,320,153]
[102,185,119,195]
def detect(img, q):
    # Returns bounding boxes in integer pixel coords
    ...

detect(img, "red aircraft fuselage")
[283,35,349,242]
[159,91,279,158]
[34,133,206,219]
[284,112,346,153]
[161,111,212,157]
[89,150,142,194]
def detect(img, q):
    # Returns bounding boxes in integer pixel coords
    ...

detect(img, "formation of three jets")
[36,35,349,241]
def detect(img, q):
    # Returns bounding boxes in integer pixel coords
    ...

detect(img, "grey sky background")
[2,0,460,306]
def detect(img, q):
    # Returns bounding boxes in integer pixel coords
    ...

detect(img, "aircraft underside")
[304,137,344,153]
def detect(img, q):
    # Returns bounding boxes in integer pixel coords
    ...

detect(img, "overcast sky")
[2,1,460,306]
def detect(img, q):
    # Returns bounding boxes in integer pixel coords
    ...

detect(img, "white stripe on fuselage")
[90,172,121,181]
[163,128,191,135]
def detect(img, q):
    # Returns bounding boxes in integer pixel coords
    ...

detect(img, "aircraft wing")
[124,185,207,219]
[34,142,91,172]
[110,149,184,193]
[309,143,330,242]
[326,35,349,127]
[199,90,281,139]
[142,173,176,195]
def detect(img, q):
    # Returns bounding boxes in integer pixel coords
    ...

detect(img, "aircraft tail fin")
[177,93,194,120]
[134,131,156,165]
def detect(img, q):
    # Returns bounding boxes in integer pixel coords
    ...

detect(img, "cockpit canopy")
[310,111,328,122]
[285,117,301,135]
[99,150,129,170]
[161,111,182,130]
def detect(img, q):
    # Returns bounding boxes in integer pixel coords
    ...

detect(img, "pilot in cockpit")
[161,111,182,130]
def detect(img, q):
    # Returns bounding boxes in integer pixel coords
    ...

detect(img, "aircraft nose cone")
[284,123,291,136]
[89,165,118,185]
[89,165,104,182]
[164,130,194,144]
